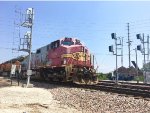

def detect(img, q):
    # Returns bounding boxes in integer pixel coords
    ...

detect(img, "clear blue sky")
[1,1,150,73]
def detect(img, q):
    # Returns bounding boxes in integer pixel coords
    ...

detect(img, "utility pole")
[147,35,150,61]
[121,37,124,67]
[20,8,34,87]
[143,34,146,68]
[127,23,131,68]
[115,36,118,83]
[143,33,147,84]
[133,48,139,83]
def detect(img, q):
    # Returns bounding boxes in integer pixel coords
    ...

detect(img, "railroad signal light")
[137,45,142,51]
[131,61,137,68]
[111,33,116,39]
[109,45,114,52]
[136,34,141,40]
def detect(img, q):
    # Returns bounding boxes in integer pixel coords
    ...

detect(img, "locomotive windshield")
[62,41,74,46]
[61,38,74,46]
[61,38,81,46]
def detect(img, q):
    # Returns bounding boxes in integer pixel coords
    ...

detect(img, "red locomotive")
[1,37,98,84]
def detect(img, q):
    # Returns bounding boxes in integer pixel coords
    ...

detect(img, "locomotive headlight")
[63,58,67,64]
[81,46,84,52]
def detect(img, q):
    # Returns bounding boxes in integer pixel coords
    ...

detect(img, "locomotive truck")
[0,37,98,84]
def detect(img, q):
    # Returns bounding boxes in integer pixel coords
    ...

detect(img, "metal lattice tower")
[12,6,22,58]
[19,8,34,87]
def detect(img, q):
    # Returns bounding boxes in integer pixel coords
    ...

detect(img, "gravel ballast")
[31,81,150,113]
[48,85,150,113]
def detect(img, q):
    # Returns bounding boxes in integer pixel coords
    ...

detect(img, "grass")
[97,73,111,80]
[133,75,144,82]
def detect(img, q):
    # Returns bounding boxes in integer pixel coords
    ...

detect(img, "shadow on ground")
[0,76,70,90]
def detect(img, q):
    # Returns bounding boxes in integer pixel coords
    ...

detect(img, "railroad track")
[2,77,150,99]
[40,80,150,99]
[98,80,150,91]
[99,80,150,86]
[73,81,150,99]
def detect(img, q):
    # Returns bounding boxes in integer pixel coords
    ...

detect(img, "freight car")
[0,37,98,84]
[0,56,24,76]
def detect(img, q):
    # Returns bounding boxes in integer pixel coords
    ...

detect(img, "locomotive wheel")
[82,73,91,84]
[84,78,91,84]
[92,76,98,83]
[43,73,49,81]
[20,71,26,79]
[72,74,78,83]
[60,70,67,82]
[39,72,45,80]
[58,78,63,82]
[35,71,42,80]
[77,74,82,83]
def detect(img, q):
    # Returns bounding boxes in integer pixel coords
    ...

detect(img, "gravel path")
[0,86,80,113]
[0,77,80,113]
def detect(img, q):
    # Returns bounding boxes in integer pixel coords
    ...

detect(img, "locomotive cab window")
[51,40,60,49]
[47,44,51,51]
[47,45,49,51]
[75,39,81,45]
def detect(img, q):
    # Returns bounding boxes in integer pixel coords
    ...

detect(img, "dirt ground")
[0,77,81,113]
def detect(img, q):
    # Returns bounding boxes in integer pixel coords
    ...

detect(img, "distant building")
[113,66,143,81]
